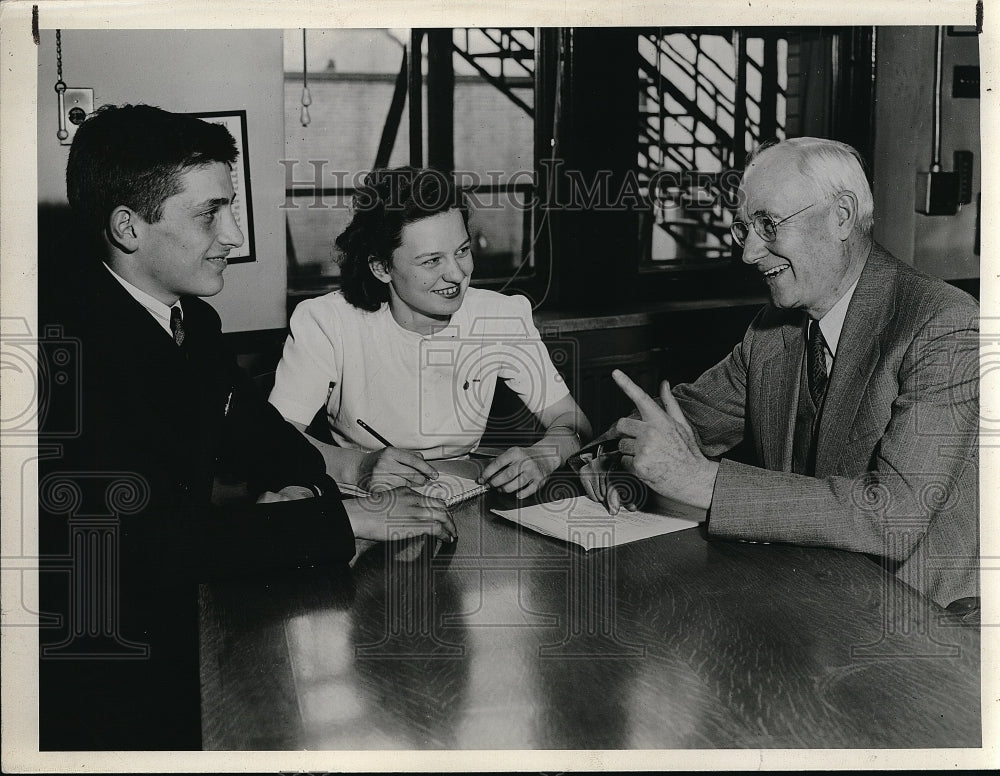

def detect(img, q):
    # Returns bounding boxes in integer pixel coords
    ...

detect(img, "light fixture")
[300,28,312,127]
[53,30,94,146]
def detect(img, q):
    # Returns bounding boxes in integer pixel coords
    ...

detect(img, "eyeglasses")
[730,203,815,247]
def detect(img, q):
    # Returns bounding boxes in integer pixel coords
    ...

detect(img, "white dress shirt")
[815,277,860,372]
[104,263,182,336]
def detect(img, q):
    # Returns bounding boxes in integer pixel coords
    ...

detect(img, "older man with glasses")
[578,136,979,616]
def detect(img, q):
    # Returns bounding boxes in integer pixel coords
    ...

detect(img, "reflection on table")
[200,488,980,750]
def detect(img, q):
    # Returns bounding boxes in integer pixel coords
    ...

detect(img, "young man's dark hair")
[66,104,237,244]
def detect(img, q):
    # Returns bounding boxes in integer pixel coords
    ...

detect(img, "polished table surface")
[199,491,980,750]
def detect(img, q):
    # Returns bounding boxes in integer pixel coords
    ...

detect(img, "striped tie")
[807,318,828,406]
[169,305,186,348]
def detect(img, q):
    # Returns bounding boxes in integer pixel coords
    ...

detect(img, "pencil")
[357,418,393,448]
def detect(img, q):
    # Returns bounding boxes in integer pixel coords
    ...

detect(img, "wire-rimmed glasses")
[730,203,815,247]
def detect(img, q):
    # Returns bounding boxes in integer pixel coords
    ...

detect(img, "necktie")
[807,318,828,406]
[169,306,186,348]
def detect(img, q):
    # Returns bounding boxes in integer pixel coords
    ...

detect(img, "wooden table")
[199,492,980,750]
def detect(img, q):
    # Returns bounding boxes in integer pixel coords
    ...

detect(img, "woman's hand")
[479,445,561,500]
[344,487,457,542]
[357,447,439,491]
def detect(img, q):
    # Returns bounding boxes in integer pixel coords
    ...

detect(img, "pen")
[357,418,393,448]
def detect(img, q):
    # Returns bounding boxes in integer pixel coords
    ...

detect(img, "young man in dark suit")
[38,104,455,750]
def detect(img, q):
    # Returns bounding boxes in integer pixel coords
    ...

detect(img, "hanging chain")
[55,29,68,141]
[56,29,63,83]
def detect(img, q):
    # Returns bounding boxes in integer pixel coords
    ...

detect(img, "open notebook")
[491,495,704,550]
[335,472,488,507]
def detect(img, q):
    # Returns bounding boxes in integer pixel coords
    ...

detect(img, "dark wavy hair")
[67,104,238,244]
[336,166,469,311]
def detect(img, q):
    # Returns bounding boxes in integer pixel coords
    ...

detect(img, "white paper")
[491,496,702,550]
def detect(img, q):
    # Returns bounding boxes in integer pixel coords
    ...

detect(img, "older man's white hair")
[746,137,875,237]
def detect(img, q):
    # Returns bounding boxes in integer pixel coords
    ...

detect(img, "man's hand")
[344,487,457,542]
[479,444,560,499]
[256,485,315,503]
[612,370,719,510]
[578,453,641,516]
[357,447,439,491]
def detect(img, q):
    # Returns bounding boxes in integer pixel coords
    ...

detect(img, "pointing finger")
[612,369,667,423]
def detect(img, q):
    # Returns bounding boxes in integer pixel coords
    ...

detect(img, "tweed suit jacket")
[38,264,356,750]
[673,245,979,607]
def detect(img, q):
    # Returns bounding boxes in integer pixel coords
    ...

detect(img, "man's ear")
[832,191,858,240]
[368,256,392,284]
[107,206,141,253]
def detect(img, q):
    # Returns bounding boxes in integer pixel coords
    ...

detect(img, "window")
[282,28,542,294]
[450,29,536,283]
[282,27,875,307]
[283,29,411,284]
[637,29,845,271]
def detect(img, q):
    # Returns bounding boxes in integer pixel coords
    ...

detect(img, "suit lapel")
[91,268,195,424]
[814,245,897,475]
[756,315,806,471]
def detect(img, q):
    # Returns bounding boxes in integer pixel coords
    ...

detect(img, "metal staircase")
[451,28,535,117]
[637,29,789,266]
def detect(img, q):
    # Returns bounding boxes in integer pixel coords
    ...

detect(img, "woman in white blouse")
[270,166,591,499]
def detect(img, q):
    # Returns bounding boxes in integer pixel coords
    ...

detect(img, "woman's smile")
[432,285,462,299]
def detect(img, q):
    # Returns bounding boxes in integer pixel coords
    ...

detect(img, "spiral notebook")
[336,472,488,507]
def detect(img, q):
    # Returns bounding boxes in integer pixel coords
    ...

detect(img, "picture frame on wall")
[187,110,255,263]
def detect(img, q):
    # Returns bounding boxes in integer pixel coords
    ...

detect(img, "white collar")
[104,263,181,335]
[815,276,860,358]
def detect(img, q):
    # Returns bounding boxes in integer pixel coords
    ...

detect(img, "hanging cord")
[930,25,944,172]
[498,29,562,310]
[300,28,312,127]
[54,29,68,141]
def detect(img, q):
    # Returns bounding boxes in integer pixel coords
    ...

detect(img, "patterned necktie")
[169,305,186,348]
[807,318,828,406]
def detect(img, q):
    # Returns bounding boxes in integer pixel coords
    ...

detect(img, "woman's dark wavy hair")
[336,166,469,311]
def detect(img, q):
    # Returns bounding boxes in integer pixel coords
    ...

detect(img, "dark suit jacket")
[674,245,979,607]
[38,264,356,750]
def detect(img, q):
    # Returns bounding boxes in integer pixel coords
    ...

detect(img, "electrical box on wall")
[915,170,961,216]
[952,66,980,99]
[59,88,94,146]
[954,150,974,204]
